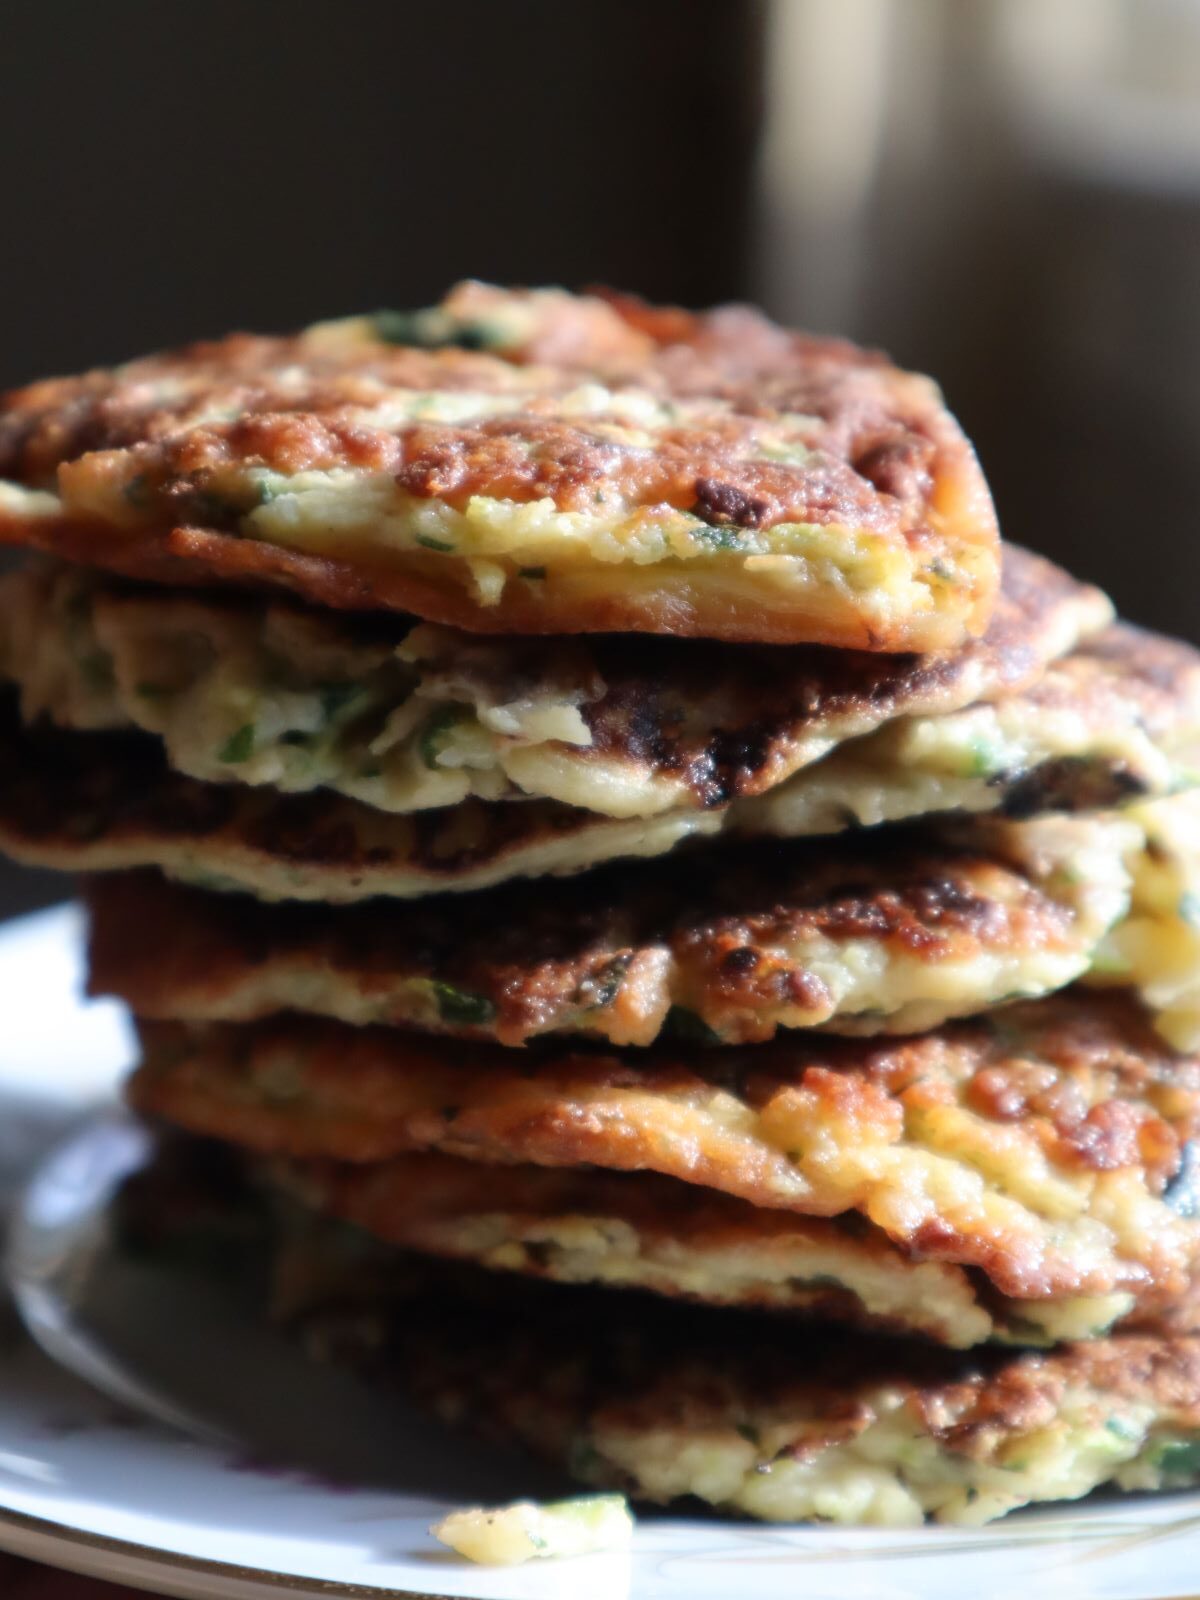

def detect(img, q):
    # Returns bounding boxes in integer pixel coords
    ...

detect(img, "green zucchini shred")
[431,981,497,1027]
[219,724,256,764]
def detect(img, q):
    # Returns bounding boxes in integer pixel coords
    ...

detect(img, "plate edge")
[0,1502,455,1600]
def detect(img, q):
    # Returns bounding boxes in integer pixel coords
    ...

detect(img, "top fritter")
[0,283,999,650]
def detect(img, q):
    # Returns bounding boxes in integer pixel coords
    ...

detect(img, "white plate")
[3,906,1200,1600]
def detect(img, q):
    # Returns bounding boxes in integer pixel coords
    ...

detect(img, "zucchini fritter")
[3,667,1195,904]
[272,1152,1140,1349]
[0,698,721,899]
[86,810,1136,1044]
[0,544,1106,819]
[349,1264,1200,1527]
[0,283,998,650]
[752,623,1200,838]
[126,991,1200,1320]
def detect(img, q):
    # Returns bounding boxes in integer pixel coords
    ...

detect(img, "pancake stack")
[4,283,1200,1527]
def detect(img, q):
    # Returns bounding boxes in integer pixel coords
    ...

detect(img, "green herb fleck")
[416,534,455,553]
[370,308,505,351]
[431,982,496,1028]
[123,475,153,509]
[418,707,465,770]
[318,682,364,721]
[736,1423,760,1446]
[688,517,743,550]
[219,724,255,764]
[665,1005,722,1045]
[1106,1417,1141,1443]
[587,955,631,1009]
[528,1533,549,1552]
[1154,1438,1200,1478]
[968,736,1002,778]
[254,477,283,506]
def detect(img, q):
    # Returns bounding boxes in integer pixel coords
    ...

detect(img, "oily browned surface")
[983,622,1200,817]
[391,1266,1200,1452]
[0,546,1113,826]
[271,1251,1200,1521]
[0,288,974,519]
[0,285,998,647]
[0,544,1109,814]
[1006,623,1200,745]
[0,693,720,899]
[274,1151,1171,1347]
[380,1267,1200,1504]
[276,1152,963,1340]
[559,544,1106,804]
[127,992,1200,1305]
[84,807,1098,1047]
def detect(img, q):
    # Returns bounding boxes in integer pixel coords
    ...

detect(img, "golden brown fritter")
[0,697,723,898]
[0,284,999,649]
[0,544,1108,819]
[127,991,1200,1315]
[86,809,1135,1045]
[4,689,1197,913]
[273,1151,1144,1349]
[752,621,1200,839]
[328,1260,1200,1526]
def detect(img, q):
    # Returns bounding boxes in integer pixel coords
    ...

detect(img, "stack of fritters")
[5,283,1200,1526]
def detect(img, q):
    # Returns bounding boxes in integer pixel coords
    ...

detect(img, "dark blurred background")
[2,0,1199,920]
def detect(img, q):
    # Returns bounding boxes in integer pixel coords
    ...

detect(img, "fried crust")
[85,806,1133,1045]
[356,1262,1200,1525]
[0,285,998,648]
[0,693,726,898]
[275,1151,1148,1348]
[0,544,1110,818]
[127,992,1200,1308]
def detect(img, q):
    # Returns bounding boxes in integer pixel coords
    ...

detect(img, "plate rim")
[0,1501,452,1600]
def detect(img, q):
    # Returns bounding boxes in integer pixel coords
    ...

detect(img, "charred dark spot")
[1002,758,1147,819]
[691,476,770,529]
[851,434,935,502]
[720,946,760,978]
